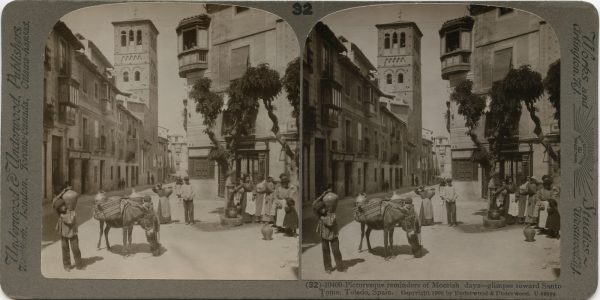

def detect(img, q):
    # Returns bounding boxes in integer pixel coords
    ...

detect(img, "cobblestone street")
[301,183,560,280]
[42,182,299,280]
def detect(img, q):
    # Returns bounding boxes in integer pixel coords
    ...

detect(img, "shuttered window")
[230,46,250,80]
[492,47,512,82]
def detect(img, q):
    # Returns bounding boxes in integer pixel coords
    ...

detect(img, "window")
[235,6,249,14]
[397,73,404,83]
[357,86,362,102]
[81,71,87,93]
[94,82,99,99]
[121,31,126,46]
[123,71,129,82]
[445,30,460,53]
[386,74,392,84]
[129,30,134,43]
[321,44,331,74]
[94,166,98,183]
[58,38,68,74]
[392,33,398,48]
[182,28,197,50]
[134,71,140,81]
[136,30,142,45]
[230,45,250,80]
[384,33,390,49]
[498,7,514,16]
[374,168,377,182]
[358,168,362,184]
[493,47,512,82]
[400,32,406,48]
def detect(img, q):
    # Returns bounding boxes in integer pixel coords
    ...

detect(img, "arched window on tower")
[386,73,392,84]
[123,71,129,82]
[384,34,390,49]
[397,72,404,83]
[134,71,140,81]
[121,31,127,47]
[129,30,134,43]
[400,32,406,48]
[136,30,142,45]
[392,33,398,48]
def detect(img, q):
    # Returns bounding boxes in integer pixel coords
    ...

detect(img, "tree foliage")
[283,57,300,121]
[543,59,560,122]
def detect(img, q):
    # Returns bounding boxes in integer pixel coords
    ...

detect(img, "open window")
[445,30,460,53]
[384,33,390,49]
[182,28,197,50]
[136,30,142,45]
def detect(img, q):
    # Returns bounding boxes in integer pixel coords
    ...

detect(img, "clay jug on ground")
[261,223,273,240]
[523,225,536,242]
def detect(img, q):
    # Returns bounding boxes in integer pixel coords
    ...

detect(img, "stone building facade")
[178,5,299,198]
[303,22,409,202]
[43,21,145,200]
[439,6,560,197]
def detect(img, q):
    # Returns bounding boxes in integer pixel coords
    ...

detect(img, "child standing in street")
[283,197,299,237]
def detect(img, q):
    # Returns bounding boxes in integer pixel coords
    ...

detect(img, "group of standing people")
[491,174,560,238]
[227,173,299,237]
[413,178,459,227]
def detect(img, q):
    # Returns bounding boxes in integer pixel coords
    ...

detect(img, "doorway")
[344,162,352,196]
[81,160,88,194]
[363,162,368,192]
[314,138,326,195]
[51,136,62,195]
[100,160,105,190]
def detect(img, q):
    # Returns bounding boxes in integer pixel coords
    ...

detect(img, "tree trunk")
[525,102,560,163]
[263,99,297,163]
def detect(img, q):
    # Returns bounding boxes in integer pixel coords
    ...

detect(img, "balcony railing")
[178,48,208,77]
[58,78,79,125]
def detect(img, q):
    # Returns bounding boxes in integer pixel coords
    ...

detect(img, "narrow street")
[42,182,299,280]
[301,183,560,280]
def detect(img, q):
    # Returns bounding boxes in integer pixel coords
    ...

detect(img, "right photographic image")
[301,4,561,280]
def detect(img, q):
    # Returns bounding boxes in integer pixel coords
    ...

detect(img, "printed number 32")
[292,2,312,15]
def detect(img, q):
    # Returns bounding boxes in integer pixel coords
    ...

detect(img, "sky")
[62,3,209,136]
[61,3,467,138]
[321,4,469,138]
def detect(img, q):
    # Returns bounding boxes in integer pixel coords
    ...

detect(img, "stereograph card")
[0,0,597,299]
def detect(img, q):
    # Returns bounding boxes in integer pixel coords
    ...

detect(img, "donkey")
[94,193,160,256]
[357,195,422,260]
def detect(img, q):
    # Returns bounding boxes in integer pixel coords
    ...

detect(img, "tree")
[240,62,298,163]
[283,57,300,132]
[494,65,559,163]
[543,59,560,124]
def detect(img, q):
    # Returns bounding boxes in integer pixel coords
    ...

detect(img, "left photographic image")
[42,3,300,280]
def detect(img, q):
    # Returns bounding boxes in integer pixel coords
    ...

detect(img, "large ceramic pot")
[323,192,339,212]
[62,190,79,211]
[489,209,501,220]
[225,207,238,218]
[523,225,536,242]
[261,223,274,240]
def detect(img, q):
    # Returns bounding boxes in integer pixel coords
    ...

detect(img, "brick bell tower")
[376,20,423,185]
[112,19,159,183]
